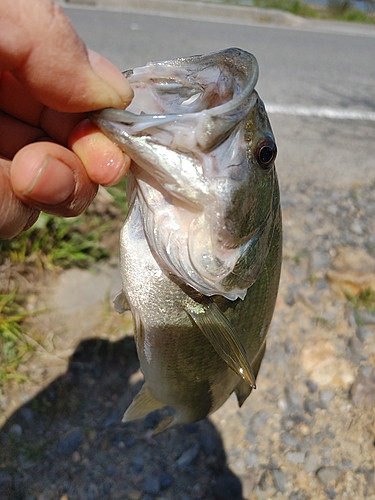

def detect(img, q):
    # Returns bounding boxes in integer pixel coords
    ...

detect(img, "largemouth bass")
[91,48,282,432]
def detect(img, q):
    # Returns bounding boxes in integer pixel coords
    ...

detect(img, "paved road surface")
[63,4,375,189]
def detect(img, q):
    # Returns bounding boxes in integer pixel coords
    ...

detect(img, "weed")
[346,287,375,311]
[0,293,35,385]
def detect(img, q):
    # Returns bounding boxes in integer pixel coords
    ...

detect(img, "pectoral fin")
[184,300,256,388]
[113,290,130,314]
[122,384,164,422]
[235,341,266,407]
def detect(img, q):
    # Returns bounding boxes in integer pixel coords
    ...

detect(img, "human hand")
[0,0,134,239]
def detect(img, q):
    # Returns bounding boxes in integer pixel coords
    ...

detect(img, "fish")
[91,48,282,432]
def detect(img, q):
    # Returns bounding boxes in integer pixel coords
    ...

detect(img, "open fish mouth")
[91,47,259,153]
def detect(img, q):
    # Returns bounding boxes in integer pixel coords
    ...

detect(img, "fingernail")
[22,156,76,205]
[88,49,133,107]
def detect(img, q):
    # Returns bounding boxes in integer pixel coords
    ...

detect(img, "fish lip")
[90,48,259,134]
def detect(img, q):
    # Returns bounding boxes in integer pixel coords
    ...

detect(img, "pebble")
[325,488,336,499]
[303,399,315,415]
[143,476,160,496]
[355,310,375,325]
[19,407,34,424]
[347,337,366,364]
[159,471,173,489]
[244,451,259,468]
[132,456,144,473]
[281,432,299,448]
[301,339,355,388]
[176,443,200,467]
[306,380,319,393]
[272,469,286,493]
[356,326,373,342]
[304,452,320,473]
[286,452,305,464]
[316,466,341,485]
[249,410,269,431]
[350,375,375,407]
[8,424,23,437]
[319,390,334,407]
[56,427,83,456]
[127,491,142,500]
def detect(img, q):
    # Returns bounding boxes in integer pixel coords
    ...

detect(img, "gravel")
[0,181,375,499]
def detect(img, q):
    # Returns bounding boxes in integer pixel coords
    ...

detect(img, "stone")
[304,452,320,473]
[244,451,259,468]
[132,456,143,473]
[301,338,355,388]
[143,476,160,496]
[281,432,299,448]
[159,471,173,489]
[355,310,375,326]
[316,466,341,485]
[249,410,269,431]
[319,391,334,407]
[286,452,305,464]
[272,469,286,493]
[356,326,373,342]
[326,247,375,298]
[176,443,200,467]
[8,424,22,437]
[56,427,83,456]
[350,374,375,408]
[348,337,367,365]
[303,399,315,415]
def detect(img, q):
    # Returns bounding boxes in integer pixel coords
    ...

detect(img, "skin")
[0,0,134,239]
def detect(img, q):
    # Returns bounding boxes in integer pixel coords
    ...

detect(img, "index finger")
[0,0,133,112]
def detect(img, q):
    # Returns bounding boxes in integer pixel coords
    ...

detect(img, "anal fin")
[122,384,164,423]
[152,416,174,436]
[235,379,253,407]
[185,299,256,388]
[235,341,267,407]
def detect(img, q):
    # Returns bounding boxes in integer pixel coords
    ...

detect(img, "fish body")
[92,48,282,430]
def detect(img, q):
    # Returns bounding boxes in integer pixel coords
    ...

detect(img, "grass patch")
[346,287,375,312]
[0,292,35,386]
[253,0,319,16]
[0,179,128,388]
[0,212,110,271]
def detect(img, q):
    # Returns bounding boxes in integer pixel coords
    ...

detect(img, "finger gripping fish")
[91,48,282,432]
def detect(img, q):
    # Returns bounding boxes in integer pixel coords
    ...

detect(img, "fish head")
[91,48,280,301]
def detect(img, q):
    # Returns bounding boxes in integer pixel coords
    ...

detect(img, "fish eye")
[256,139,277,169]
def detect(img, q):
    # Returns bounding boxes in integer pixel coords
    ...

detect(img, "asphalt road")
[64,5,375,189]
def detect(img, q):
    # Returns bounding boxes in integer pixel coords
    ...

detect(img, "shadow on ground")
[0,336,243,500]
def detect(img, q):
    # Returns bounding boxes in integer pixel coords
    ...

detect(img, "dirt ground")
[0,180,375,500]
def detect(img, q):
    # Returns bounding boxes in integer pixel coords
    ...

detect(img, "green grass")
[253,0,319,16]
[346,287,375,312]
[0,178,128,387]
[0,212,110,271]
[0,292,35,385]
